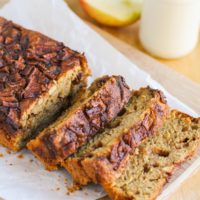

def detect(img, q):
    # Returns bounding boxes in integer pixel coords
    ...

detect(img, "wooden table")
[65,1,200,200]
[66,0,200,85]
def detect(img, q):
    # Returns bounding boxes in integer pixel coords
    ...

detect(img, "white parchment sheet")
[0,0,199,200]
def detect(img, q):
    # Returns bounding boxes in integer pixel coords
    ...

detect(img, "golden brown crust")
[27,75,131,170]
[64,88,169,186]
[0,129,21,151]
[0,17,90,150]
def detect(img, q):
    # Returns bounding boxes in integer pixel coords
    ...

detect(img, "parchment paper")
[0,0,199,199]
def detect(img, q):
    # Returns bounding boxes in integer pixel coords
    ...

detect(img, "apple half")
[80,0,143,27]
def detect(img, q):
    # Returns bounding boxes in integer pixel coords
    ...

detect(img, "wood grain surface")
[66,0,200,84]
[65,1,200,200]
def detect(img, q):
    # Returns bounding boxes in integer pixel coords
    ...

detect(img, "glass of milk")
[139,0,200,59]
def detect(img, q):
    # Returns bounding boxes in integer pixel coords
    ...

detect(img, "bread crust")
[27,76,131,170]
[0,17,90,150]
[64,88,169,186]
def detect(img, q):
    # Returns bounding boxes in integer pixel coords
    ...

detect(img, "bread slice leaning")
[27,75,131,170]
[103,110,200,200]
[0,17,90,151]
[64,87,169,187]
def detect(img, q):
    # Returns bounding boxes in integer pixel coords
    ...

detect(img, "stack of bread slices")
[0,17,199,200]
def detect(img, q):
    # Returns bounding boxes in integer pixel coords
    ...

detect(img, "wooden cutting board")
[65,1,200,200]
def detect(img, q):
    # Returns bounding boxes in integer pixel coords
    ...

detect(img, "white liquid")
[140,0,200,59]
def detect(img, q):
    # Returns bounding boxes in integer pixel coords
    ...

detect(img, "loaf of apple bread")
[64,87,169,186]
[27,75,131,170]
[103,110,200,200]
[0,17,90,151]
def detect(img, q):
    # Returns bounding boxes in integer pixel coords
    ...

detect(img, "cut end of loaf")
[103,110,200,200]
[0,16,90,151]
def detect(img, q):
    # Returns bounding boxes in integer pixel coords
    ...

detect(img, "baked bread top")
[64,87,169,186]
[27,75,131,170]
[0,17,89,136]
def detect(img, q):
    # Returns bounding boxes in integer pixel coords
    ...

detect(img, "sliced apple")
[80,0,143,27]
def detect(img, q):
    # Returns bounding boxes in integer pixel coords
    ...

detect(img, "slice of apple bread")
[27,75,131,170]
[103,110,200,200]
[64,87,169,187]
